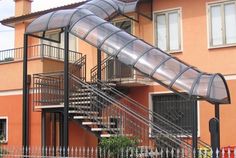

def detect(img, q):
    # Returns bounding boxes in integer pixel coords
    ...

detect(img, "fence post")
[234,147,236,158]
[228,148,231,158]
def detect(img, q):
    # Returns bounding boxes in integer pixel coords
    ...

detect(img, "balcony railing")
[0,44,82,63]
[91,56,152,84]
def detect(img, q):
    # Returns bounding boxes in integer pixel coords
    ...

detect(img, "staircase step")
[73,116,104,120]
[34,105,64,109]
[100,134,133,138]
[77,87,112,92]
[69,110,99,115]
[91,128,120,132]
[69,105,91,110]
[69,96,93,100]
[73,116,120,120]
[71,92,92,97]
[69,101,91,105]
[82,122,115,126]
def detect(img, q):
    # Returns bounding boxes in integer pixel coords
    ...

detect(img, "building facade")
[0,0,235,150]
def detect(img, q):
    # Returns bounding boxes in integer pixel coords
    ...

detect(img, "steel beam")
[192,101,198,158]
[41,111,46,156]
[215,104,220,149]
[23,34,29,151]
[63,26,69,156]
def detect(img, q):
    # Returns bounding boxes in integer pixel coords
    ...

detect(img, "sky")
[0,0,84,50]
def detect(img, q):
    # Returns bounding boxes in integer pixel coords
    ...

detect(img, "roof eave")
[0,1,86,28]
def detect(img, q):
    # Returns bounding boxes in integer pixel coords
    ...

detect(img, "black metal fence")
[0,146,235,157]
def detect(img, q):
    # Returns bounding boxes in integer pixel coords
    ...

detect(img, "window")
[0,117,8,142]
[208,1,236,47]
[155,9,182,52]
[151,93,196,135]
[41,31,78,59]
[107,19,134,80]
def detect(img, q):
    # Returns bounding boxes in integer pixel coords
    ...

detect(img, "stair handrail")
[90,56,113,82]
[95,79,211,149]
[70,74,193,151]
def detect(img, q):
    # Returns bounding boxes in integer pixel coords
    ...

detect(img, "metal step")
[71,92,92,97]
[77,87,112,92]
[91,82,116,87]
[69,105,91,110]
[69,96,96,100]
[73,116,104,120]
[82,122,115,126]
[73,116,121,120]
[69,101,91,105]
[91,128,120,132]
[69,110,99,115]
[100,134,133,138]
[34,104,64,109]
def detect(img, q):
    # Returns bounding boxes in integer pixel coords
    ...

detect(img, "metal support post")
[63,26,70,156]
[23,34,29,152]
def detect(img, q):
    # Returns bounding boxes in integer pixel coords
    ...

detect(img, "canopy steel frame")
[22,26,70,154]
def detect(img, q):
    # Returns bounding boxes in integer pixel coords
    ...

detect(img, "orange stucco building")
[0,0,235,150]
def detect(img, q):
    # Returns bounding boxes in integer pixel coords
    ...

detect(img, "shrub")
[99,136,138,157]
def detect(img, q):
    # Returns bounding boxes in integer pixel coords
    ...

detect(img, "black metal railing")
[33,55,86,108]
[33,70,211,157]
[70,55,86,81]
[70,74,193,157]
[0,44,82,63]
[93,80,211,150]
[33,71,64,108]
[91,56,150,83]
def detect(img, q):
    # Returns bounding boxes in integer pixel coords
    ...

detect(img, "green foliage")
[99,136,138,157]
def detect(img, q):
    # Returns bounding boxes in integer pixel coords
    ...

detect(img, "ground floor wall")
[0,78,234,148]
[0,92,98,147]
[0,93,41,146]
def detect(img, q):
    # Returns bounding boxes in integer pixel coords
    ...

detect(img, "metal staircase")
[33,56,212,157]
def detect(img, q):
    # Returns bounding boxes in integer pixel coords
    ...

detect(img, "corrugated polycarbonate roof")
[26,0,230,104]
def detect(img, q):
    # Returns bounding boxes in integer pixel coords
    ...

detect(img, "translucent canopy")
[26,0,230,104]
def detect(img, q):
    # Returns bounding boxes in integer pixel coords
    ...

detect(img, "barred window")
[152,93,196,135]
[0,118,7,142]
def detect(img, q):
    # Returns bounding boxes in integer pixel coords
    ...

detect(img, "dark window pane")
[0,119,7,141]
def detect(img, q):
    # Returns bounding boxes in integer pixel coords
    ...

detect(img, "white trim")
[0,116,8,143]
[153,7,184,54]
[207,0,236,5]
[0,89,35,96]
[148,91,200,137]
[0,90,22,96]
[224,74,236,80]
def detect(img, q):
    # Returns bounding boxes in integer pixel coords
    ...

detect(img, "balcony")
[0,44,82,64]
[91,56,152,87]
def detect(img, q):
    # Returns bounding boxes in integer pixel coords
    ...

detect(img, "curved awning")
[26,0,230,104]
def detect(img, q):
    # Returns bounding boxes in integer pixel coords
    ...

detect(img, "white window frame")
[207,0,236,49]
[0,116,8,143]
[153,8,183,54]
[41,30,79,51]
[148,91,200,138]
